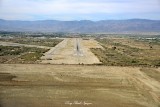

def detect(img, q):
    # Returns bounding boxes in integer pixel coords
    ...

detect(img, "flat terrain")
[0,64,160,107]
[0,41,51,49]
[91,37,160,66]
[0,38,62,64]
[0,37,63,47]
[41,38,102,64]
[0,45,48,63]
[0,36,160,107]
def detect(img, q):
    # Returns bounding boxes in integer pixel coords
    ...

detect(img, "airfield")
[0,36,160,107]
[41,38,102,64]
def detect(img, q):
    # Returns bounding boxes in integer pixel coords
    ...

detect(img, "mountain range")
[0,19,160,33]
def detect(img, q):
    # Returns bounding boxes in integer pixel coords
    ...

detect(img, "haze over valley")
[0,19,160,33]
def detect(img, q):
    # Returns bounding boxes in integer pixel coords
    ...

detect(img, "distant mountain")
[0,19,160,33]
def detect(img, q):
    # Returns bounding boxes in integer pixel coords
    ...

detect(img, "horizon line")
[0,18,160,22]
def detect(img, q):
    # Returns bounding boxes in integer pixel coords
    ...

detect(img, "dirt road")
[0,41,51,49]
[41,38,102,64]
[0,64,160,107]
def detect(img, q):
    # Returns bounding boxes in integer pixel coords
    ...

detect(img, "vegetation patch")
[91,38,160,67]
[0,45,49,63]
[0,37,63,47]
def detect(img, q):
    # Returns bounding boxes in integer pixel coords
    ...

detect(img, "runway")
[41,38,102,64]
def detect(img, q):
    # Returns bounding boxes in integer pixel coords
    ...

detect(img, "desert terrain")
[0,35,160,107]
[0,64,160,107]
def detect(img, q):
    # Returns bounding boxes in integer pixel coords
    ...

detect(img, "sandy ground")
[0,64,160,107]
[41,38,102,64]
[108,38,160,49]
[0,41,51,49]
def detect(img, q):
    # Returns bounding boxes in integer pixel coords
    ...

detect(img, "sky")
[0,0,160,21]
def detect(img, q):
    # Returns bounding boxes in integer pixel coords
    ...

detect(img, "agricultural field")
[91,37,160,67]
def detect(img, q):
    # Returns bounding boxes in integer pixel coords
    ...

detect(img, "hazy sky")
[0,0,160,20]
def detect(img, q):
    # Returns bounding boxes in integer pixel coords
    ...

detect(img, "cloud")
[0,0,159,20]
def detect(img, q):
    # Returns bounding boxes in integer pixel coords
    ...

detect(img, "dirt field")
[41,38,102,64]
[0,64,160,107]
